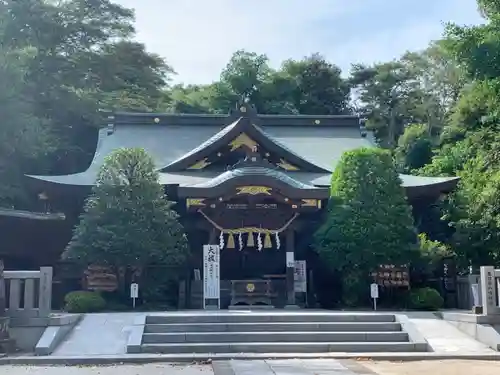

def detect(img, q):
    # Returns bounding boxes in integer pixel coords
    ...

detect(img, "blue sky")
[116,0,484,85]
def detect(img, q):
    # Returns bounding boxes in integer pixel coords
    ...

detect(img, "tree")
[0,45,54,208]
[276,54,351,114]
[314,148,417,305]
[395,124,433,172]
[63,148,189,273]
[0,0,173,176]
[350,61,425,147]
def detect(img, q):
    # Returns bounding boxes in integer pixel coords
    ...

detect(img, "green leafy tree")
[63,148,189,273]
[314,148,417,305]
[0,45,54,208]
[395,124,433,172]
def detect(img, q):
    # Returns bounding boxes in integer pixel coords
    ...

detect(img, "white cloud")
[116,0,484,84]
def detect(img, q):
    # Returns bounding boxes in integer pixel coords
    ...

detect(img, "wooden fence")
[3,267,53,318]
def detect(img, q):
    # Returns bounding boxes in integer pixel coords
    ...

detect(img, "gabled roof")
[161,112,331,173]
[25,102,459,199]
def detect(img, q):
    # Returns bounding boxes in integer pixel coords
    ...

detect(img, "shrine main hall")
[27,102,458,309]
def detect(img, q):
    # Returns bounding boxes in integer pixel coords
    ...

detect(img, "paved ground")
[2,359,500,374]
[53,313,141,356]
[364,360,500,375]
[0,360,371,375]
[404,312,495,353]
[0,363,213,375]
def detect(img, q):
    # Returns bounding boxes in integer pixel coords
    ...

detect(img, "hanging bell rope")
[257,232,263,251]
[275,232,281,249]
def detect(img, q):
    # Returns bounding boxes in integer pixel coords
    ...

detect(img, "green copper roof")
[191,167,318,190]
[26,108,459,197]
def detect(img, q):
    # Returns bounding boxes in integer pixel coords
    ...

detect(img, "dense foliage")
[314,148,417,305]
[64,291,106,313]
[409,287,444,311]
[63,148,189,271]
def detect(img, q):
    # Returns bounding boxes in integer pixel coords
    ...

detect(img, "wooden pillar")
[285,229,297,308]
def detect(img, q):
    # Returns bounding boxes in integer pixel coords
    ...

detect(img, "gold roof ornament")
[186,198,205,208]
[229,133,258,151]
[277,158,299,171]
[236,186,272,195]
[187,158,211,170]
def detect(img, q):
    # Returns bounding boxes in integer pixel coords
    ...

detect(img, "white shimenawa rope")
[219,231,225,249]
[238,232,243,251]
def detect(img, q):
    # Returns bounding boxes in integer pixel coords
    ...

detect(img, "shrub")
[409,287,444,310]
[64,291,106,313]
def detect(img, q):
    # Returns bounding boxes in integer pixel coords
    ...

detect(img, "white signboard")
[370,283,379,311]
[471,283,480,306]
[130,283,139,298]
[286,252,295,268]
[370,283,379,299]
[130,283,139,309]
[294,260,307,293]
[203,245,220,304]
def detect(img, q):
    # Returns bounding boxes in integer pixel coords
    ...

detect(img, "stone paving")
[53,313,142,356]
[0,363,213,375]
[404,312,495,353]
[0,360,374,375]
[213,359,375,374]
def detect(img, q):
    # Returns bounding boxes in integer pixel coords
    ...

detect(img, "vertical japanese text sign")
[203,244,220,309]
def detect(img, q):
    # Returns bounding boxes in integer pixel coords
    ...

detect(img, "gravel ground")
[0,364,213,375]
[363,360,500,375]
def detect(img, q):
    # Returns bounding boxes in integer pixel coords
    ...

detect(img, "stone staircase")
[128,311,428,354]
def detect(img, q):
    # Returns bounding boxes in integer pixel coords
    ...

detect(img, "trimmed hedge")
[64,291,106,313]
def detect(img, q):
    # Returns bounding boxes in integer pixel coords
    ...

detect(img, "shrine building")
[26,101,459,308]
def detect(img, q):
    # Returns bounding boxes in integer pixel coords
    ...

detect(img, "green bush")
[409,287,444,311]
[64,291,106,313]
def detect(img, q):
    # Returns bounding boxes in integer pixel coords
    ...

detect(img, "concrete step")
[140,341,424,354]
[144,321,402,333]
[142,331,409,344]
[145,313,396,325]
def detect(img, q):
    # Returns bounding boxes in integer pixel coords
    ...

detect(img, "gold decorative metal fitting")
[314,119,321,124]
[154,117,160,123]
[240,106,247,112]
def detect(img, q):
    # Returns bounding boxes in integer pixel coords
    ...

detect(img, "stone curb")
[1,352,500,366]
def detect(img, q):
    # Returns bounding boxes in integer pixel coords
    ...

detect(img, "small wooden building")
[27,102,459,308]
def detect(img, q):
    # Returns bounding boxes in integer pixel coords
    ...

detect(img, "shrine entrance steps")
[127,311,429,355]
